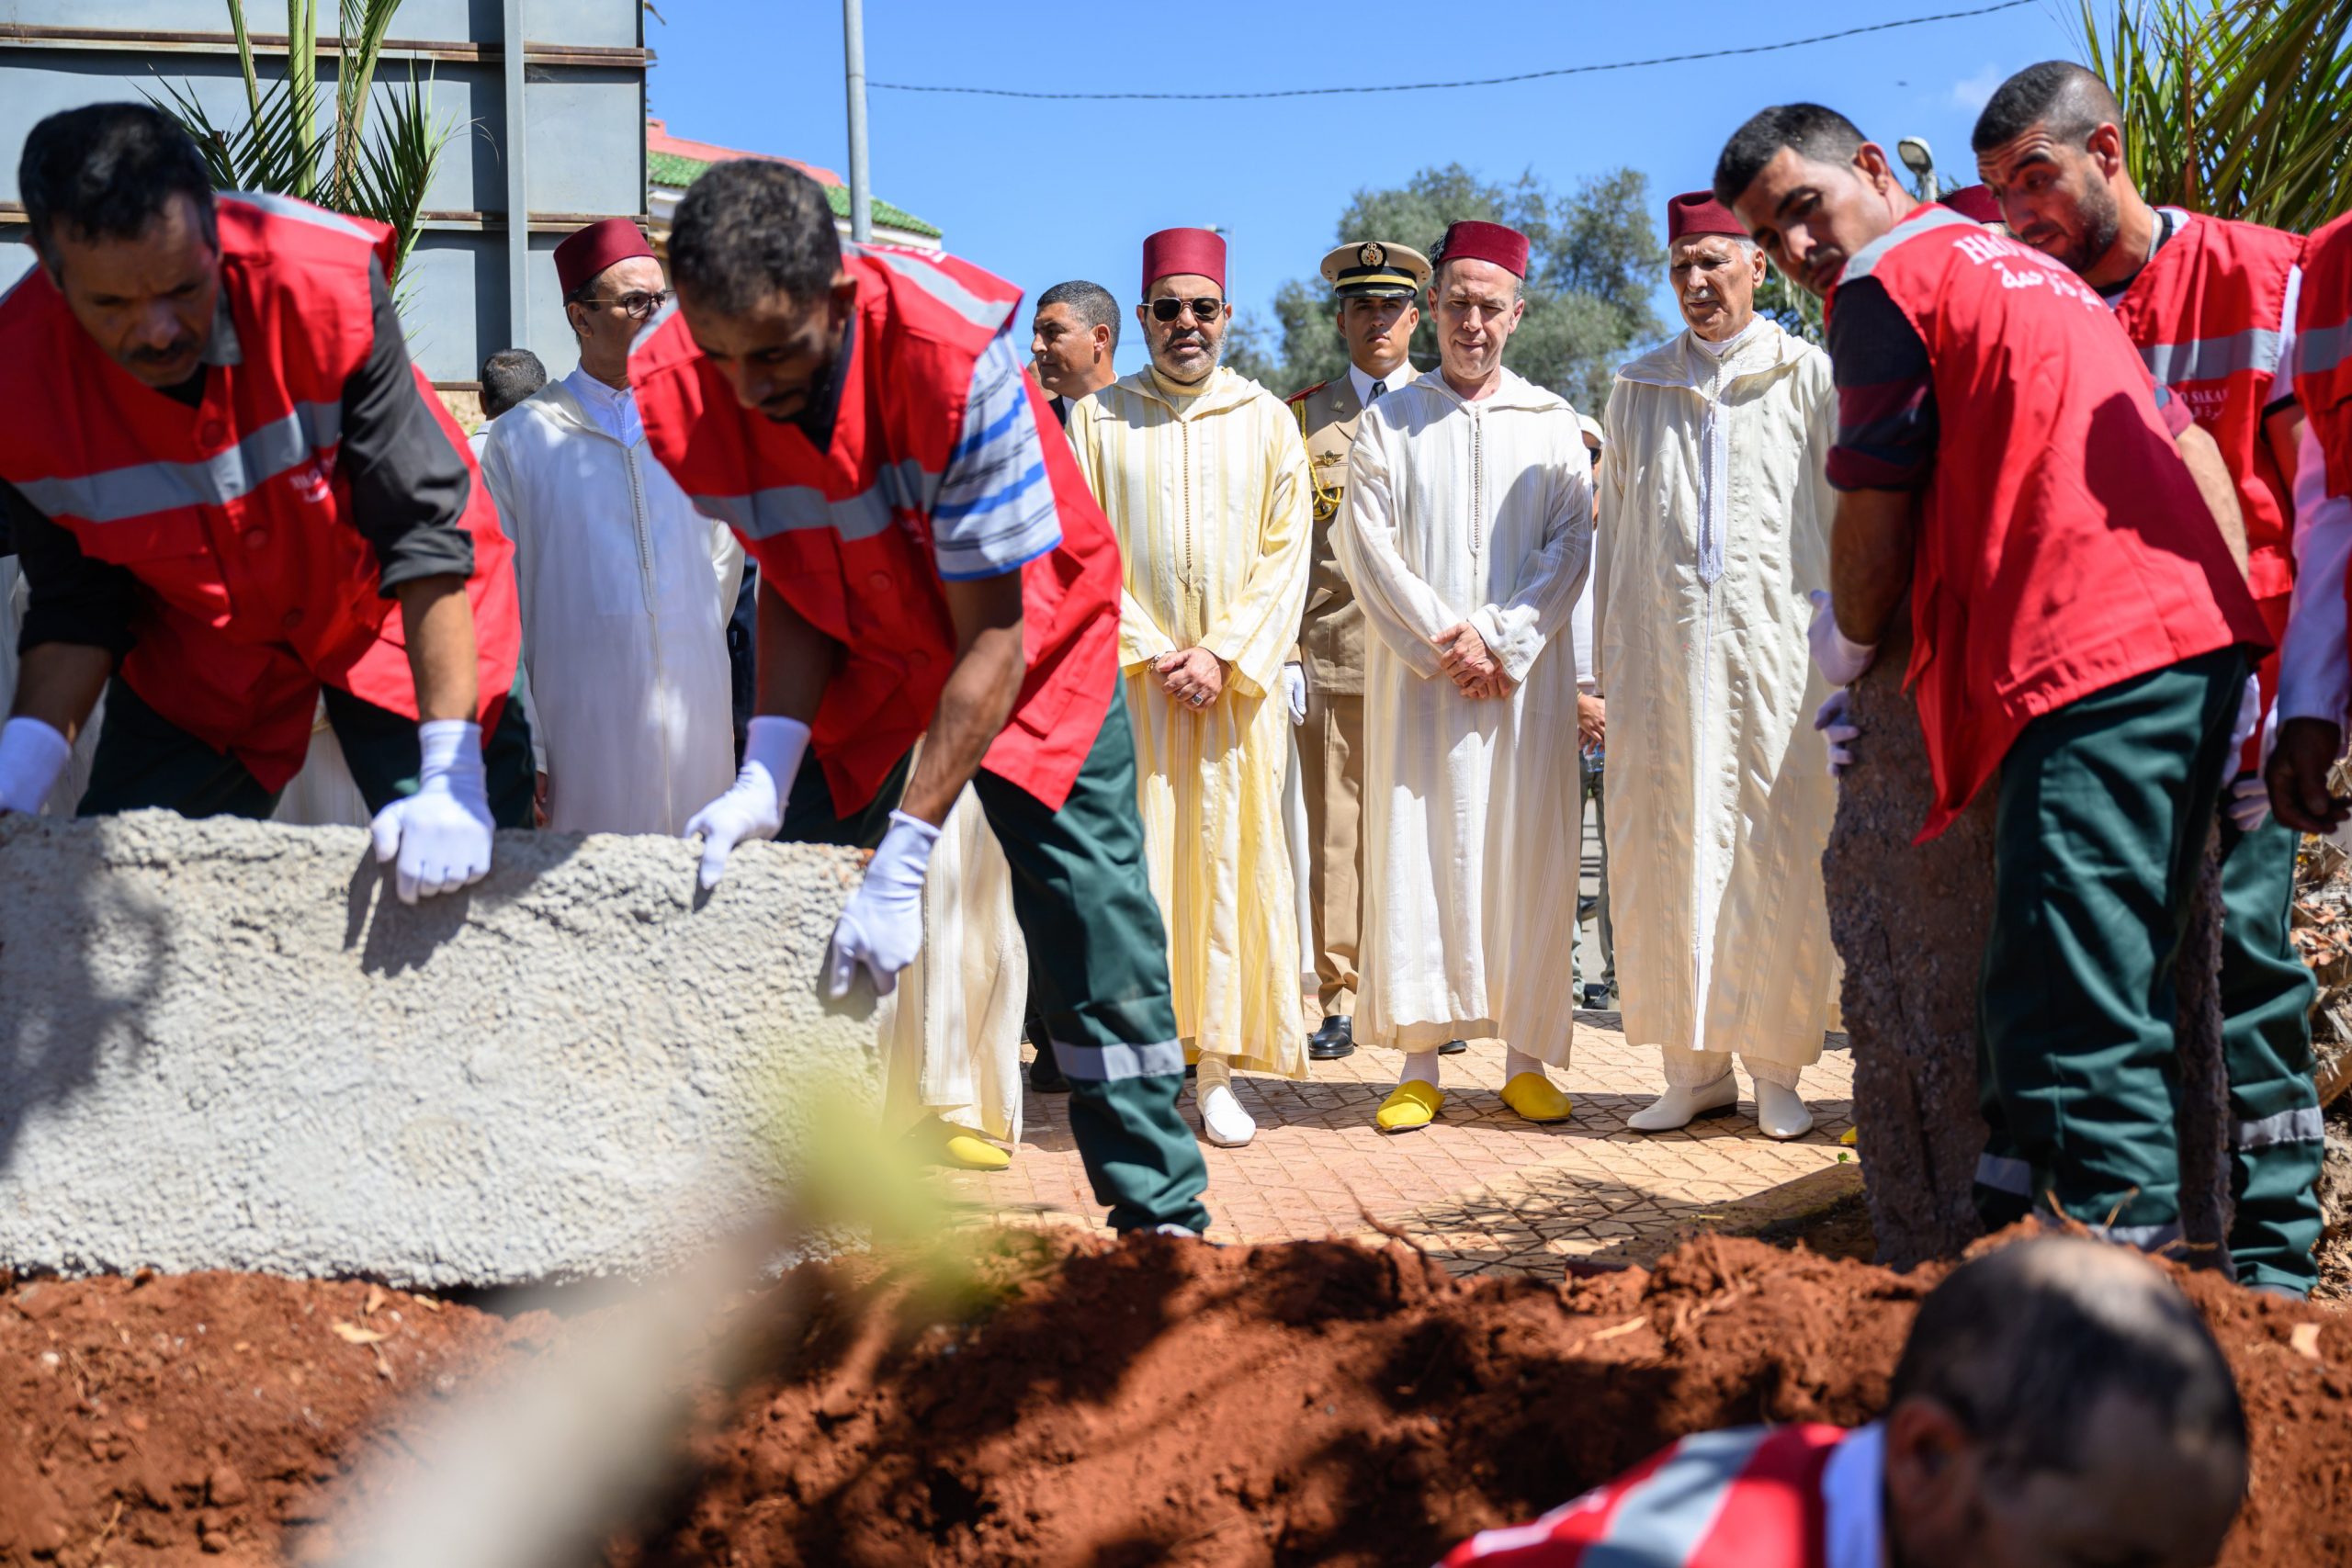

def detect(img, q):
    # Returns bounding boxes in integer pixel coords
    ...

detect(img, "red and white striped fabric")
[1440,1424,1849,1568]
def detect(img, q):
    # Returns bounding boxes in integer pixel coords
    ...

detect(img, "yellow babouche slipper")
[1499,1072,1574,1124]
[1374,1080,1445,1134]
[942,1133,1012,1171]
[1839,1126,1859,1147]
[912,1116,1012,1171]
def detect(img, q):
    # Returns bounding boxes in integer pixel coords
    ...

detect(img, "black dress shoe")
[1025,1015,1070,1093]
[1438,1038,1467,1055]
[1307,1015,1354,1060]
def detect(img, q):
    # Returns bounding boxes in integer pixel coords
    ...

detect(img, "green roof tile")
[646,149,942,239]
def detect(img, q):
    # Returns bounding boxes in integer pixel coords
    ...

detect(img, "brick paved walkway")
[942,1012,1858,1277]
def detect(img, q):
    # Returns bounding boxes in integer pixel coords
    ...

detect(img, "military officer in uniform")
[1286,240,1432,1061]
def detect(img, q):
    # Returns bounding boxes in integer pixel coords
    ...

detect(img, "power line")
[869,0,2037,101]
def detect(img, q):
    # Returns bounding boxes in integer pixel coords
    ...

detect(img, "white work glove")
[2221,674,2261,791]
[1806,590,1879,687]
[684,716,810,890]
[2227,775,2272,832]
[1815,689,1860,779]
[369,719,493,906]
[823,808,940,1000]
[1283,662,1307,725]
[0,716,72,816]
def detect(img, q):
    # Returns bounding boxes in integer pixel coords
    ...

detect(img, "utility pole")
[503,0,530,349]
[842,0,874,243]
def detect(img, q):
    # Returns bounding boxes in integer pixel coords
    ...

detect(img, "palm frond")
[152,0,465,326]
[227,0,262,118]
[148,73,318,196]
[2081,0,2352,231]
[345,64,451,284]
[285,0,319,198]
[332,0,402,192]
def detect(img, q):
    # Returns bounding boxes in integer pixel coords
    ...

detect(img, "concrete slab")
[0,811,873,1288]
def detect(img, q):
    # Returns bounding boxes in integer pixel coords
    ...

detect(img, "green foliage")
[1755,265,1824,346]
[152,0,460,288]
[2081,0,2352,231]
[1228,164,1666,413]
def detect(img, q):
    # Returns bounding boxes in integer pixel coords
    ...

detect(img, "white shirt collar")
[563,362,642,447]
[1349,360,1402,406]
[1690,314,1766,361]
[1820,1422,1886,1568]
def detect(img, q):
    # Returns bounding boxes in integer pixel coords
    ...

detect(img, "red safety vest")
[1829,205,2268,840]
[632,244,1120,814]
[2109,209,2303,766]
[1441,1425,1844,1567]
[0,192,518,791]
[2297,209,2352,504]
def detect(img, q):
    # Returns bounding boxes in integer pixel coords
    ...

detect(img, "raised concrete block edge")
[0,811,873,1289]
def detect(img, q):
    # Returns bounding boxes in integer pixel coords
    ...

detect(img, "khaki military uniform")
[1289,363,1419,1016]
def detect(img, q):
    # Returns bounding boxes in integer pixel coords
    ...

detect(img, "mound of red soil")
[0,1271,541,1564]
[626,1233,2352,1567]
[0,1234,2346,1567]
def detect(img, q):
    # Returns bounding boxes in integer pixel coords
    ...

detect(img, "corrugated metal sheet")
[0,0,647,385]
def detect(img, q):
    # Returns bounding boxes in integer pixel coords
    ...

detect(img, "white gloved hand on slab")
[823,808,941,1000]
[684,715,810,890]
[1815,688,1860,780]
[369,719,494,906]
[0,716,70,816]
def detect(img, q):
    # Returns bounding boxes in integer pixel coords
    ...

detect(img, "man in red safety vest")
[1967,62,2324,1298]
[0,105,530,904]
[2270,211,2352,940]
[629,157,1210,1235]
[1440,1238,2247,1568]
[1714,103,2270,1259]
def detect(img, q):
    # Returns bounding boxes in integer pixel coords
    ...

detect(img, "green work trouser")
[78,677,537,828]
[2217,811,2324,1293]
[1973,648,2248,1252]
[780,683,1212,1234]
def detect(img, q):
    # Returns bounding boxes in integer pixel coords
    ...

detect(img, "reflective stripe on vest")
[690,457,942,541]
[857,244,1016,331]
[1594,1427,1770,1559]
[12,400,343,523]
[220,190,377,242]
[2301,316,2352,381]
[2143,326,2286,385]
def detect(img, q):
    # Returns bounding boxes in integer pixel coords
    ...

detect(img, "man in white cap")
[1596,190,1840,1140]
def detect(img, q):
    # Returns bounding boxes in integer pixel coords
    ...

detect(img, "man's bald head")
[1972,61,2123,158]
[1883,1238,2248,1568]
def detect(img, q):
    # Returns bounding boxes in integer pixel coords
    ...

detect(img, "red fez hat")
[1667,190,1747,243]
[555,217,655,297]
[1938,185,2004,226]
[1434,220,1530,279]
[1141,227,1227,294]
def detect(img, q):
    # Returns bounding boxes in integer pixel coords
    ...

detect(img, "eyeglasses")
[1148,296,1225,323]
[577,288,673,320]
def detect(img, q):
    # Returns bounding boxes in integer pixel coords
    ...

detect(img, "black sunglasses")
[576,288,673,320]
[1149,296,1226,323]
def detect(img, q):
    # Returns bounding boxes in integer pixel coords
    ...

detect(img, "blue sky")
[646,0,2082,376]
